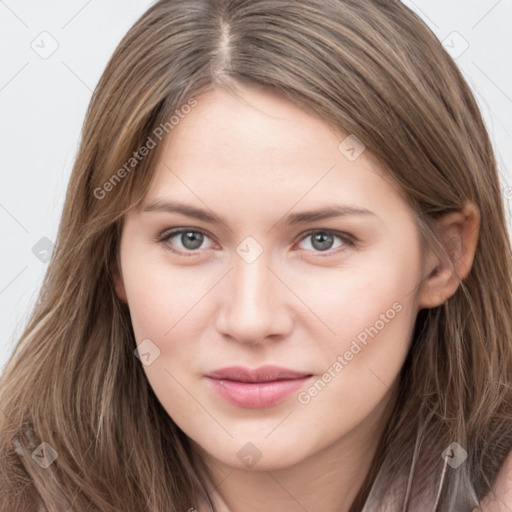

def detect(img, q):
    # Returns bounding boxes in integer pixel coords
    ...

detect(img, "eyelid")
[296,228,356,245]
[294,228,356,256]
[155,227,357,256]
[155,227,215,257]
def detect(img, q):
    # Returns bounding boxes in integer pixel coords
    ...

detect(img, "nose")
[215,250,294,345]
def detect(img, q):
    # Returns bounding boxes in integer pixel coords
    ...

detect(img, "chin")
[198,435,313,472]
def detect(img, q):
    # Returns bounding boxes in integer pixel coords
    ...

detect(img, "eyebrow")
[140,199,376,228]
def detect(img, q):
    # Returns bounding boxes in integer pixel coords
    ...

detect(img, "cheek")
[121,255,214,426]
[294,243,421,428]
[303,241,421,357]
[122,252,211,343]
[296,297,415,439]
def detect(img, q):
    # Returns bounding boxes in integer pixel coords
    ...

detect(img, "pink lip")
[206,365,312,408]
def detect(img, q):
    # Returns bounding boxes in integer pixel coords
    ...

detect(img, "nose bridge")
[216,245,288,343]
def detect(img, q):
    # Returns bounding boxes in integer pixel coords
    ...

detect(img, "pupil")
[182,232,203,250]
[178,232,334,251]
[312,233,333,251]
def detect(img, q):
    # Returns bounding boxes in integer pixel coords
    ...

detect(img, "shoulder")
[480,448,512,511]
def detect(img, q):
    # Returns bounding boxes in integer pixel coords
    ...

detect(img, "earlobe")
[417,202,480,310]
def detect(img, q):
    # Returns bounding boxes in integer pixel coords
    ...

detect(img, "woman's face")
[114,83,428,471]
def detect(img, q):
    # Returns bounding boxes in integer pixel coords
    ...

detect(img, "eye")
[156,227,356,257]
[296,229,355,255]
[157,228,214,256]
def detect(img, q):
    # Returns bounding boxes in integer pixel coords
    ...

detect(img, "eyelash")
[155,228,356,258]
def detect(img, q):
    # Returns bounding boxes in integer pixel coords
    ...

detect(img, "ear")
[111,256,128,304]
[417,202,480,310]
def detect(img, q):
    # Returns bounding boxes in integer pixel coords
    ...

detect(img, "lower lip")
[206,376,311,408]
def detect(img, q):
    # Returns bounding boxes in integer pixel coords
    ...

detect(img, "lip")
[206,365,313,408]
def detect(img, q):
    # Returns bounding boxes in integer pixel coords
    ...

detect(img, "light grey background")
[1,0,511,373]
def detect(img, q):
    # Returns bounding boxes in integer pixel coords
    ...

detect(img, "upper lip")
[206,365,312,383]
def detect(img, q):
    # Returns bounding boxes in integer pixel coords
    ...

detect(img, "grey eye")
[160,229,212,253]
[177,231,204,250]
[297,230,348,252]
[310,232,335,251]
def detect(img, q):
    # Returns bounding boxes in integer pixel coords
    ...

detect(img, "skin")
[480,452,512,511]
[113,82,480,512]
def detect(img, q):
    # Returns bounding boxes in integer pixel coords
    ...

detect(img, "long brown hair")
[1,0,511,510]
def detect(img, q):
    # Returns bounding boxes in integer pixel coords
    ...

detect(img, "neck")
[190,382,398,512]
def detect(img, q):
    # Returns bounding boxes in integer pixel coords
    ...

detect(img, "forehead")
[162,84,345,172]
[142,84,411,227]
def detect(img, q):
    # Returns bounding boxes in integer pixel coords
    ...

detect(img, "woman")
[1,0,511,510]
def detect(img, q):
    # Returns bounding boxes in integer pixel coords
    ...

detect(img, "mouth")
[205,365,313,408]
